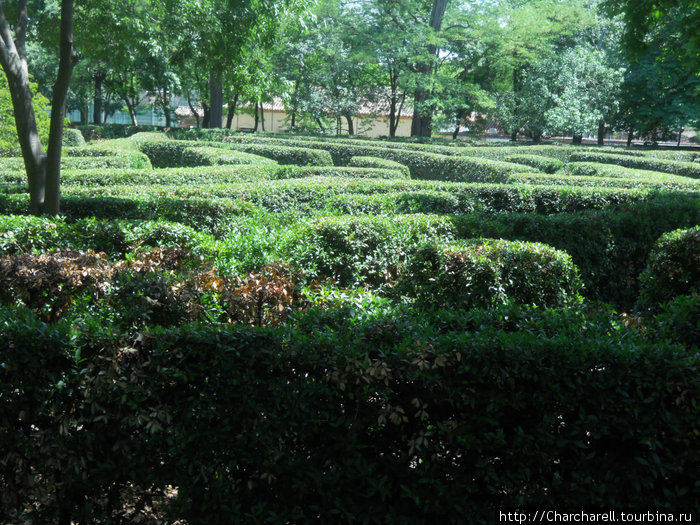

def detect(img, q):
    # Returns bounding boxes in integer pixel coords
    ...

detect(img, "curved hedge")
[396,240,583,309]
[570,151,700,179]
[565,162,700,185]
[348,155,410,176]
[504,154,564,174]
[637,226,700,312]
[62,128,86,147]
[181,146,276,166]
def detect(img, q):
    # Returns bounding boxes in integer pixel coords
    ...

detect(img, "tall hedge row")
[1,305,697,522]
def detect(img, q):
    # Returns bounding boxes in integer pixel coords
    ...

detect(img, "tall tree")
[0,0,77,216]
[410,0,448,137]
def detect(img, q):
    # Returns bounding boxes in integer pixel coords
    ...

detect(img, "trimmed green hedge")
[137,140,192,168]
[637,226,700,312]
[570,151,700,179]
[1,304,697,522]
[62,128,86,147]
[0,214,215,257]
[348,155,410,176]
[222,135,539,181]
[504,154,564,173]
[507,171,700,191]
[0,154,151,171]
[42,178,667,216]
[224,141,333,166]
[0,192,258,236]
[138,138,332,168]
[181,146,276,166]
[565,162,700,186]
[76,123,165,141]
[396,240,583,309]
[284,214,456,286]
[453,194,700,307]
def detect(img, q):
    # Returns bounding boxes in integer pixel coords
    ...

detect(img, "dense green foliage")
[396,240,583,309]
[0,126,698,522]
[1,302,697,522]
[637,226,700,312]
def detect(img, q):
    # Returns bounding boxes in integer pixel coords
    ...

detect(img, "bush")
[0,154,151,171]
[348,156,410,176]
[181,146,276,166]
[137,139,191,168]
[285,214,456,286]
[222,135,537,181]
[396,240,583,309]
[0,215,216,257]
[62,128,86,147]
[1,304,697,522]
[504,154,564,173]
[565,162,698,186]
[225,141,333,166]
[76,123,165,141]
[647,294,700,349]
[637,226,700,311]
[453,194,700,307]
[570,151,700,179]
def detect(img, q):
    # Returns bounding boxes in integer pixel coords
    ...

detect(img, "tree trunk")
[597,120,605,146]
[677,129,683,147]
[626,127,633,147]
[253,102,259,132]
[162,87,171,127]
[202,102,210,128]
[43,0,77,216]
[187,91,200,127]
[92,69,105,125]
[510,67,519,142]
[124,99,138,126]
[316,117,325,133]
[345,113,354,135]
[410,0,448,137]
[226,94,238,129]
[208,71,223,128]
[260,102,265,132]
[389,98,397,138]
[452,123,460,140]
[0,0,76,216]
[291,110,296,129]
[572,133,583,145]
[393,94,405,138]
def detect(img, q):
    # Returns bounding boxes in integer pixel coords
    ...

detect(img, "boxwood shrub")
[396,240,583,309]
[637,226,700,312]
[62,128,86,147]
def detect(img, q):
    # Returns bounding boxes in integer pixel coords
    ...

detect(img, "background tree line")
[1,0,699,214]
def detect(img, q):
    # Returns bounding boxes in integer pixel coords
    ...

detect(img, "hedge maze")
[1,128,698,522]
